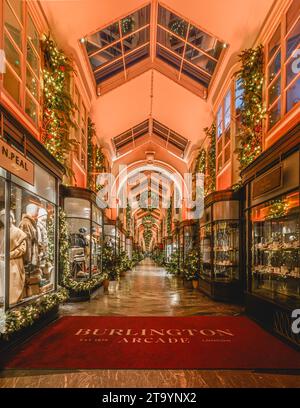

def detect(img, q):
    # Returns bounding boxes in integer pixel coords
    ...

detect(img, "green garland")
[41,35,77,176]
[183,249,199,281]
[102,241,118,280]
[204,124,216,195]
[167,198,172,236]
[165,250,180,276]
[237,44,266,170]
[126,203,131,237]
[87,118,96,190]
[59,209,107,292]
[195,149,206,174]
[87,119,105,191]
[0,288,68,339]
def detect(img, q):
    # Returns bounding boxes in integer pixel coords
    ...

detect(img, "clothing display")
[0,210,27,305]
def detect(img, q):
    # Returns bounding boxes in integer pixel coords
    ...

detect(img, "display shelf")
[251,190,300,304]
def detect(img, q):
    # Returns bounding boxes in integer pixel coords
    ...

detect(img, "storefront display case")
[199,190,242,302]
[242,124,300,348]
[61,186,104,298]
[0,106,64,341]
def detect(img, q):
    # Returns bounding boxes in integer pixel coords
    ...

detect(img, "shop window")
[3,1,41,126]
[9,184,55,306]
[0,177,6,312]
[72,85,87,170]
[250,191,300,303]
[216,89,232,173]
[3,64,21,104]
[267,0,300,129]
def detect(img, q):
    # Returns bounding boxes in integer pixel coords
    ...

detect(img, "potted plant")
[101,242,116,292]
[183,249,200,289]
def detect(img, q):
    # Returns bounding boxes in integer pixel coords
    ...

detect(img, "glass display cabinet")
[199,191,242,302]
[61,186,104,297]
[0,107,64,339]
[213,220,239,281]
[242,136,300,349]
[251,191,299,304]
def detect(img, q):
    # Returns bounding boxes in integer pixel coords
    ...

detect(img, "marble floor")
[1,259,299,388]
[61,259,243,317]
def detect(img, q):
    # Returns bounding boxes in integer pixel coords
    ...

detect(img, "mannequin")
[0,210,27,305]
[19,203,39,270]
[37,208,50,279]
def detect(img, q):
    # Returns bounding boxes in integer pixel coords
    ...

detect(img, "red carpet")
[1,316,300,369]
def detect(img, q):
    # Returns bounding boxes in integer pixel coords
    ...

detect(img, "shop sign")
[252,166,282,199]
[0,138,34,185]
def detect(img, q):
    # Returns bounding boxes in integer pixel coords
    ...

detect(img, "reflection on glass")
[251,191,300,303]
[27,14,39,52]
[125,44,149,68]
[121,5,150,36]
[268,25,281,60]
[27,43,39,76]
[156,44,182,69]
[200,225,212,279]
[157,27,185,56]
[4,34,21,76]
[286,0,300,33]
[268,75,281,106]
[268,99,281,129]
[89,43,122,70]
[10,184,55,306]
[286,56,299,86]
[26,67,38,98]
[217,107,222,137]
[0,178,6,311]
[224,90,231,129]
[91,223,102,275]
[213,221,239,281]
[95,58,124,84]
[67,219,90,280]
[4,0,22,48]
[286,77,300,112]
[85,22,120,54]
[286,18,300,59]
[185,45,216,74]
[3,65,20,104]
[181,61,210,86]
[25,93,38,124]
[123,27,150,53]
[158,5,188,39]
[188,25,223,59]
[268,51,281,83]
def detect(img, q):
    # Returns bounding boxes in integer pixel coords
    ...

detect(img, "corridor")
[61,259,243,317]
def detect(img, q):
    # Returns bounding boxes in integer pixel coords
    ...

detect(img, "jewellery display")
[213,221,239,281]
[200,224,212,279]
[251,191,300,300]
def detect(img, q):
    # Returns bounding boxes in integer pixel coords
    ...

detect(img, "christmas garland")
[41,35,77,176]
[204,124,216,195]
[87,119,105,191]
[126,203,131,237]
[195,149,206,174]
[165,250,180,276]
[237,44,266,170]
[167,198,173,236]
[0,288,68,339]
[183,249,199,281]
[59,209,107,292]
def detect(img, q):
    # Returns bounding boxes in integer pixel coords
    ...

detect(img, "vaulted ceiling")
[40,0,275,172]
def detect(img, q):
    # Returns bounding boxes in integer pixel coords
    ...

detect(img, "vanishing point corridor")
[62,259,243,317]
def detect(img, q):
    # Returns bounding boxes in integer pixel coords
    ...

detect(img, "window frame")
[72,82,88,172]
[216,87,233,174]
[2,0,41,127]
[266,0,300,131]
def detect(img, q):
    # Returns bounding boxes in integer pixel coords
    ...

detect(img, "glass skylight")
[156,4,224,87]
[83,4,151,84]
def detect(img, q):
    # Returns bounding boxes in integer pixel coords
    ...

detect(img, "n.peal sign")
[0,138,34,185]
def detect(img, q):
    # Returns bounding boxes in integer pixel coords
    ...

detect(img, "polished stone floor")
[61,259,243,317]
[1,259,299,388]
